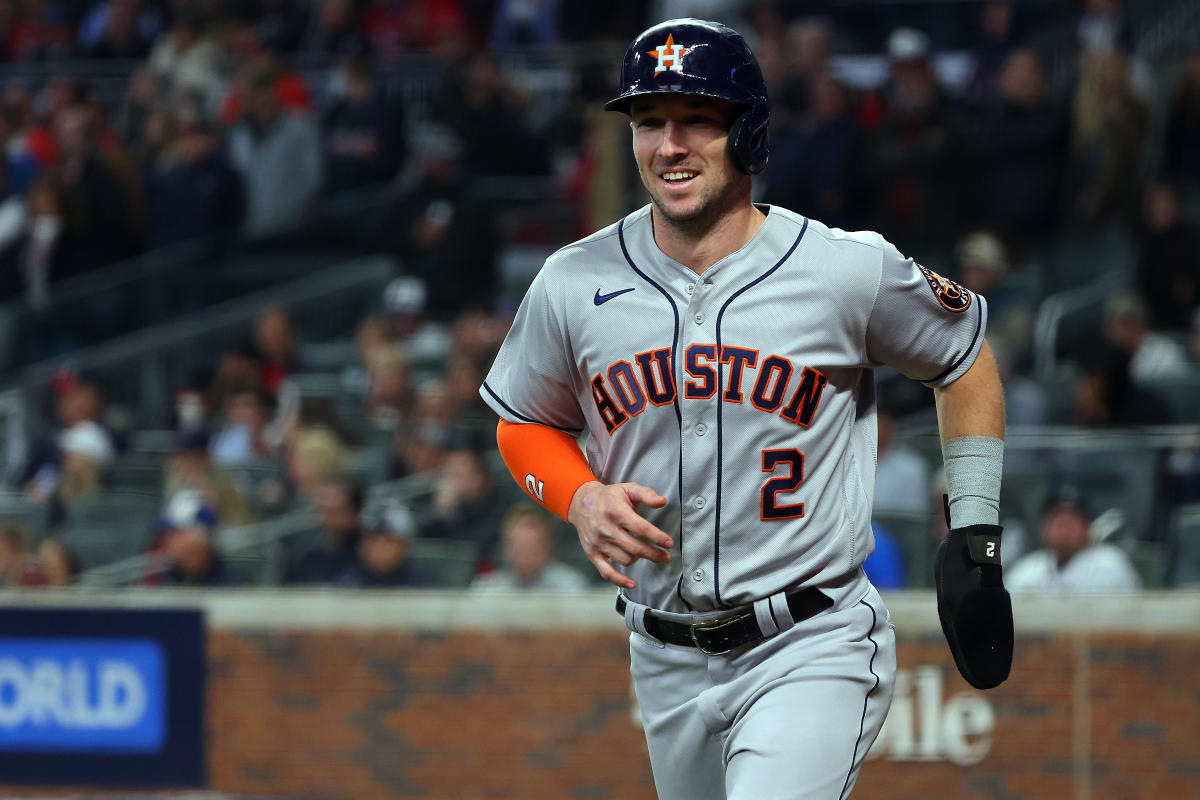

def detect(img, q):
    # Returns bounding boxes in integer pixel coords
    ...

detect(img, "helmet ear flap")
[727,105,770,175]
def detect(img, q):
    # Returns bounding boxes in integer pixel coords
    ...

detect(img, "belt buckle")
[689,613,748,656]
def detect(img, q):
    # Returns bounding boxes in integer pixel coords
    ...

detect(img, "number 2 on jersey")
[761,449,805,520]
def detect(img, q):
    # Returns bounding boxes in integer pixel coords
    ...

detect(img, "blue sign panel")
[0,608,205,787]
[0,638,166,752]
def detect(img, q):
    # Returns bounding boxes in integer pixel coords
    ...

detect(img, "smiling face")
[630,94,749,231]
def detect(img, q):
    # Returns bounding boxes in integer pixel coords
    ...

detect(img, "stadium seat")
[1051,447,1164,540]
[59,522,149,570]
[62,492,159,529]
[1140,372,1200,424]
[0,492,51,541]
[1168,503,1200,587]
[407,538,481,588]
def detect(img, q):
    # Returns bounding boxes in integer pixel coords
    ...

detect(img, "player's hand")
[567,481,673,590]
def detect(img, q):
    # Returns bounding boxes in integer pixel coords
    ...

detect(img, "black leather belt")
[616,587,834,656]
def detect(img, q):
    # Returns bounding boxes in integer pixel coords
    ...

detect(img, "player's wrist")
[567,480,605,525]
[941,435,1003,528]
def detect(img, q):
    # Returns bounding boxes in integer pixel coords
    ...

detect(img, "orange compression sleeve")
[495,419,597,521]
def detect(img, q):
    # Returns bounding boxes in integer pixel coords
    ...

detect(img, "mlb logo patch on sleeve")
[917,263,972,313]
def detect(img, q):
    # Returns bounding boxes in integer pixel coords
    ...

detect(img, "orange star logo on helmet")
[647,33,694,76]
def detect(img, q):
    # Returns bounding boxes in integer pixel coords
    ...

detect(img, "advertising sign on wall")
[0,607,205,786]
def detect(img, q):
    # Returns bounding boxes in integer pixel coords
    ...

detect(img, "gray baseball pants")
[628,583,896,799]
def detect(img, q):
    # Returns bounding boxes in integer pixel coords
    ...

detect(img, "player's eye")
[634,116,665,129]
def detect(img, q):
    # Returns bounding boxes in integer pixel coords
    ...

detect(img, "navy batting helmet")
[605,18,771,175]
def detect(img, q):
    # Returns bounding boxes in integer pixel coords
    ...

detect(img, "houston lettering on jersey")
[591,345,828,434]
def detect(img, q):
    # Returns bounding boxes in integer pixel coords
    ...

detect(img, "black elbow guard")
[934,523,1013,690]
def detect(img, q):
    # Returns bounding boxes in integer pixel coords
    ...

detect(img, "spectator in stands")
[52,104,137,280]
[211,386,274,467]
[1072,346,1171,427]
[772,17,834,122]
[154,491,239,587]
[287,479,364,584]
[380,276,451,363]
[422,435,506,568]
[433,52,548,177]
[36,538,79,587]
[1007,484,1140,592]
[219,48,313,127]
[77,0,161,56]
[6,0,74,61]
[322,53,406,197]
[228,64,322,242]
[340,498,435,587]
[873,408,931,519]
[23,369,115,503]
[19,176,60,316]
[490,0,559,47]
[340,315,391,399]
[862,27,964,246]
[1137,183,1200,331]
[1103,292,1190,383]
[366,345,412,431]
[211,343,265,412]
[300,0,367,56]
[954,230,1033,362]
[147,13,222,96]
[444,351,489,422]
[392,416,447,479]
[862,521,906,590]
[383,124,498,315]
[0,156,29,303]
[83,0,155,59]
[142,107,245,295]
[164,427,254,527]
[472,503,587,590]
[989,339,1047,430]
[1163,53,1200,191]
[254,306,300,396]
[964,48,1068,246]
[285,424,347,500]
[1075,0,1132,55]
[450,308,509,364]
[114,68,161,156]
[763,71,863,230]
[964,0,1022,102]
[0,523,27,586]
[1069,49,1147,226]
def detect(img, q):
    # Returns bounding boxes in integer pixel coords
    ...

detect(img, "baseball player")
[480,18,1012,799]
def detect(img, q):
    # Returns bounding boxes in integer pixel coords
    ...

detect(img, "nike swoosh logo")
[594,287,636,306]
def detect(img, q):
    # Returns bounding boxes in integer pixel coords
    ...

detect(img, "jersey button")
[685,283,695,295]
[695,423,707,436]
[694,312,704,325]
[692,569,704,581]
[693,496,706,509]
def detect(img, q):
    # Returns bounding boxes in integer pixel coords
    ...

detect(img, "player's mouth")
[660,169,699,187]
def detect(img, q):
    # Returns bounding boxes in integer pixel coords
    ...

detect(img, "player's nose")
[657,120,688,159]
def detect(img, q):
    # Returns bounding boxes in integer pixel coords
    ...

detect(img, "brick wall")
[202,628,1200,800]
[1,591,1197,800]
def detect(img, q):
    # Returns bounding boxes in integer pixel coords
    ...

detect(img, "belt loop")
[623,595,666,648]
[768,591,796,632]
[752,597,780,638]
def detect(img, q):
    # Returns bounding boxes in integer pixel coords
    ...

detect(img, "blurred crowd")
[0,0,1199,593]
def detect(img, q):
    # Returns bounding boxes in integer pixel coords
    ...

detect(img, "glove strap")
[957,524,1003,566]
[943,495,1002,565]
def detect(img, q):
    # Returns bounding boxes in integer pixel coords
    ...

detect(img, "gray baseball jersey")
[481,204,986,613]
